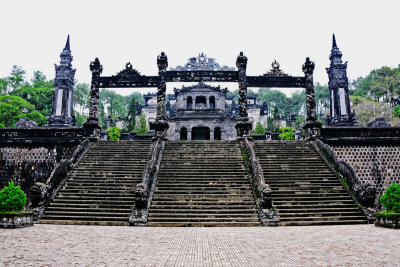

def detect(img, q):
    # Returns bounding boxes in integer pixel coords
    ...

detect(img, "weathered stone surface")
[1,224,399,266]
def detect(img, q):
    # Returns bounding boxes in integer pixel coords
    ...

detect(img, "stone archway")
[191,127,210,140]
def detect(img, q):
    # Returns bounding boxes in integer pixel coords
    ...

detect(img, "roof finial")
[65,35,70,50]
[332,34,337,49]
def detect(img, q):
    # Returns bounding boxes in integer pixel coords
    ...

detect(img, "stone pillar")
[302,57,321,139]
[47,35,76,127]
[83,57,102,140]
[326,34,357,126]
[153,52,169,137]
[206,98,210,109]
[187,130,192,140]
[210,130,214,140]
[235,52,252,137]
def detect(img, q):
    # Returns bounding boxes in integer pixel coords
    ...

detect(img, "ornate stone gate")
[83,52,320,139]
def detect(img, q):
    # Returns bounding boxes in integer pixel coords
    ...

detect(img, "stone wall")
[0,145,76,196]
[0,127,84,198]
[331,145,400,199]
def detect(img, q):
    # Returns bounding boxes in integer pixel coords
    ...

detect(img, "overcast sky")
[1,0,399,96]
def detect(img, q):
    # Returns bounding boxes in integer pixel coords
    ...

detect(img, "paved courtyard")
[0,224,398,266]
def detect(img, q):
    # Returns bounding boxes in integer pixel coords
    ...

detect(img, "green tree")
[393,106,400,119]
[126,92,145,106]
[291,90,306,116]
[0,95,46,127]
[107,126,121,140]
[253,122,266,135]
[134,111,148,135]
[99,89,128,123]
[7,65,26,91]
[351,96,397,126]
[314,83,330,118]
[0,78,7,95]
[31,71,47,88]
[380,183,400,213]
[352,66,400,106]
[75,113,88,127]
[258,88,289,117]
[10,86,53,116]
[0,181,27,213]
[279,126,295,140]
[73,83,90,115]
[125,96,137,131]
[268,106,281,133]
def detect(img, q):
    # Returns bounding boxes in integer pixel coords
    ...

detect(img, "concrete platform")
[0,224,398,266]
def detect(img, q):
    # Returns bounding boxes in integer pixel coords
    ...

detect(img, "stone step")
[151,201,255,206]
[46,205,132,214]
[273,199,355,205]
[41,215,129,221]
[40,220,129,226]
[277,211,364,218]
[147,217,259,223]
[279,220,367,226]
[52,199,134,205]
[149,213,258,218]
[278,215,366,222]
[277,207,363,213]
[147,222,260,227]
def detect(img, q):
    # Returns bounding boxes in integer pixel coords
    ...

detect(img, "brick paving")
[0,224,398,266]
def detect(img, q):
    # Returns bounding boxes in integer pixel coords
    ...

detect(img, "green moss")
[375,210,400,222]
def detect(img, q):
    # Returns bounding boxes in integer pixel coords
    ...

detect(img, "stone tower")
[47,35,76,127]
[326,34,357,126]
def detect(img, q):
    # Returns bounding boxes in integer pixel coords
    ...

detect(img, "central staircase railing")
[241,137,278,225]
[130,137,165,225]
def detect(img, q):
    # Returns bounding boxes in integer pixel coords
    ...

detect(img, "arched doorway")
[191,127,210,140]
[214,127,221,140]
[180,127,187,140]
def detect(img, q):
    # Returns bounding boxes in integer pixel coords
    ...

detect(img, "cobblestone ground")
[0,224,398,266]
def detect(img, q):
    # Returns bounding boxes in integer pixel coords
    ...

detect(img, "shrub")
[253,122,266,135]
[278,126,295,140]
[380,183,400,213]
[107,126,121,140]
[0,181,27,213]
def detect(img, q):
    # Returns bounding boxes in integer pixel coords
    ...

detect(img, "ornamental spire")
[329,33,342,65]
[332,33,337,49]
[64,34,70,50]
[60,35,73,66]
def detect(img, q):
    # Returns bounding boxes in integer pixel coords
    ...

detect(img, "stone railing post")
[302,57,321,139]
[83,58,103,140]
[235,52,252,137]
[154,52,169,137]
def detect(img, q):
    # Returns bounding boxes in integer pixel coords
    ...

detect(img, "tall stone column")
[46,35,76,127]
[326,34,357,126]
[83,57,103,140]
[235,52,252,137]
[153,52,169,138]
[302,57,321,139]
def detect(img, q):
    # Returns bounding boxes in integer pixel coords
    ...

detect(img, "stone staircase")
[41,140,152,226]
[253,140,367,226]
[148,140,259,226]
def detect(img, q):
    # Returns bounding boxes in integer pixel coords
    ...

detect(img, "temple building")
[141,54,269,140]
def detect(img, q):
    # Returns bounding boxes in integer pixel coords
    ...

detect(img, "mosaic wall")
[0,146,75,195]
[332,145,400,198]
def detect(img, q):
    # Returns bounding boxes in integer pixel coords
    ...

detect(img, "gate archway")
[83,53,320,139]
